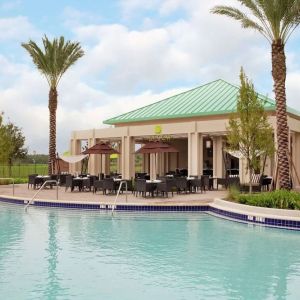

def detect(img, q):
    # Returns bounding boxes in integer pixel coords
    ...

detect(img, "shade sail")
[60,155,88,164]
[82,143,120,155]
[135,141,179,154]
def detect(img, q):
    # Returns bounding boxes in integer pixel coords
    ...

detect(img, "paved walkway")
[0,184,227,205]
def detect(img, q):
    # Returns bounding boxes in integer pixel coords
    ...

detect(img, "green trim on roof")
[103,79,300,125]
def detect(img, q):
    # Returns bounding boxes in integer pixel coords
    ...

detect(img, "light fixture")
[206,139,212,149]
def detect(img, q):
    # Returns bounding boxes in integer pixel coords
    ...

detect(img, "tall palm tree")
[22,36,84,175]
[211,0,300,189]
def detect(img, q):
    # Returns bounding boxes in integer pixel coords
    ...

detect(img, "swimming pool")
[1,203,300,300]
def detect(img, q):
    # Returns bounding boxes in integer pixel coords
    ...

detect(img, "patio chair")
[103,178,116,195]
[65,175,80,192]
[240,174,262,193]
[134,179,155,197]
[176,177,188,194]
[157,179,176,197]
[120,179,133,193]
[82,178,92,192]
[28,174,40,189]
[190,178,202,193]
[93,179,104,194]
[201,175,210,192]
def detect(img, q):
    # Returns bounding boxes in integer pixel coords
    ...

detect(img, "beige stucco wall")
[70,113,300,181]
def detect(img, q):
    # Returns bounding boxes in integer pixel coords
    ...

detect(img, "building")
[70,79,300,185]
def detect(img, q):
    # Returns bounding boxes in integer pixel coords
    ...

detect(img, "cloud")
[0,16,39,41]
[0,0,21,11]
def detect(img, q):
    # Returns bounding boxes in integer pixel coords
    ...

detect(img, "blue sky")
[1,0,300,153]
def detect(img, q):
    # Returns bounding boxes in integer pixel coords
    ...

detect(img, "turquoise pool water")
[1,203,300,300]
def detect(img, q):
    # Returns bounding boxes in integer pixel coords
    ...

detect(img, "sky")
[1,0,300,154]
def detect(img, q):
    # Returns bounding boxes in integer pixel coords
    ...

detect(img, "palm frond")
[22,35,84,88]
[211,0,300,44]
[211,5,269,41]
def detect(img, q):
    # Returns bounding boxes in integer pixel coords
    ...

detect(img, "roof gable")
[103,79,298,125]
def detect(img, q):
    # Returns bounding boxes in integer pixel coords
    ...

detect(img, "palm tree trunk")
[271,40,290,190]
[48,87,57,175]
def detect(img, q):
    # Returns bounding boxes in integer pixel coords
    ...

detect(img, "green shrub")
[237,190,300,210]
[0,178,27,185]
[227,185,240,202]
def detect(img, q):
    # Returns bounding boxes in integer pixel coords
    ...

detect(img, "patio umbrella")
[82,142,119,175]
[135,141,179,179]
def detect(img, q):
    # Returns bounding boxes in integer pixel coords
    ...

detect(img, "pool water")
[1,203,300,300]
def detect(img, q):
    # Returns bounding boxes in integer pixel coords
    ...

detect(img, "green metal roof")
[103,79,300,125]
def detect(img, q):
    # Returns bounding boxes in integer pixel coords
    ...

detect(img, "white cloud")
[0,16,39,41]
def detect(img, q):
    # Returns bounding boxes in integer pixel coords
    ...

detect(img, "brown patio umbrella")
[135,141,178,154]
[82,142,119,175]
[135,141,178,179]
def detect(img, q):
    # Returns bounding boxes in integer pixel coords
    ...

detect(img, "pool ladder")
[24,180,58,211]
[111,180,128,215]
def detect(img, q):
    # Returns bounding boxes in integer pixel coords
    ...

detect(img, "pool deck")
[0,184,226,205]
[1,184,300,229]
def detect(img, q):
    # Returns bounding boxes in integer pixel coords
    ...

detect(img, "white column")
[188,133,203,177]
[213,136,224,178]
[121,136,135,179]
[88,138,96,175]
[292,132,300,187]
[149,153,156,180]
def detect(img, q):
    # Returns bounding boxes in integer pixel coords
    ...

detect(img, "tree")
[0,113,9,163]
[0,114,28,176]
[211,0,300,189]
[227,69,274,193]
[22,36,84,175]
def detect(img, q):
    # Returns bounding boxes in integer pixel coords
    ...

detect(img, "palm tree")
[22,36,84,175]
[211,0,300,189]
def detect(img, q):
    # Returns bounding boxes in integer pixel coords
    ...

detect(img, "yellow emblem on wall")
[154,125,162,134]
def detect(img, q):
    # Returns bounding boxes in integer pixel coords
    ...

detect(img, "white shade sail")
[59,155,88,164]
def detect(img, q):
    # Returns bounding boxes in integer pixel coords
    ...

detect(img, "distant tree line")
[19,154,49,164]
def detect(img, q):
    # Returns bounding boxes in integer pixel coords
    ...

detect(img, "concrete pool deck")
[1,184,300,230]
[0,184,226,205]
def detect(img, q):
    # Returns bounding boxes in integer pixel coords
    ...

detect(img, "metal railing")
[0,178,15,196]
[24,180,58,211]
[111,180,128,214]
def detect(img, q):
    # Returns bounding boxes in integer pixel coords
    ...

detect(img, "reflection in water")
[0,204,300,300]
[43,212,64,299]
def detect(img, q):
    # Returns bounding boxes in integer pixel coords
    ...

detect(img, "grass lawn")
[0,164,48,179]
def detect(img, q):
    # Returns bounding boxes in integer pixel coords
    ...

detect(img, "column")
[292,132,300,187]
[70,139,81,174]
[188,133,203,177]
[213,136,224,178]
[149,153,156,180]
[117,141,121,173]
[88,138,96,175]
[121,136,135,179]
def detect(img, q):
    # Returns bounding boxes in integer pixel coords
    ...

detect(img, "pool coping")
[1,195,300,230]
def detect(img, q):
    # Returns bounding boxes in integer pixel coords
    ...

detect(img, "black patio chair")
[176,177,188,194]
[93,179,104,194]
[103,178,115,195]
[190,178,202,193]
[65,175,80,192]
[28,174,40,189]
[157,179,176,197]
[134,179,155,197]
[82,178,92,191]
[201,175,210,192]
